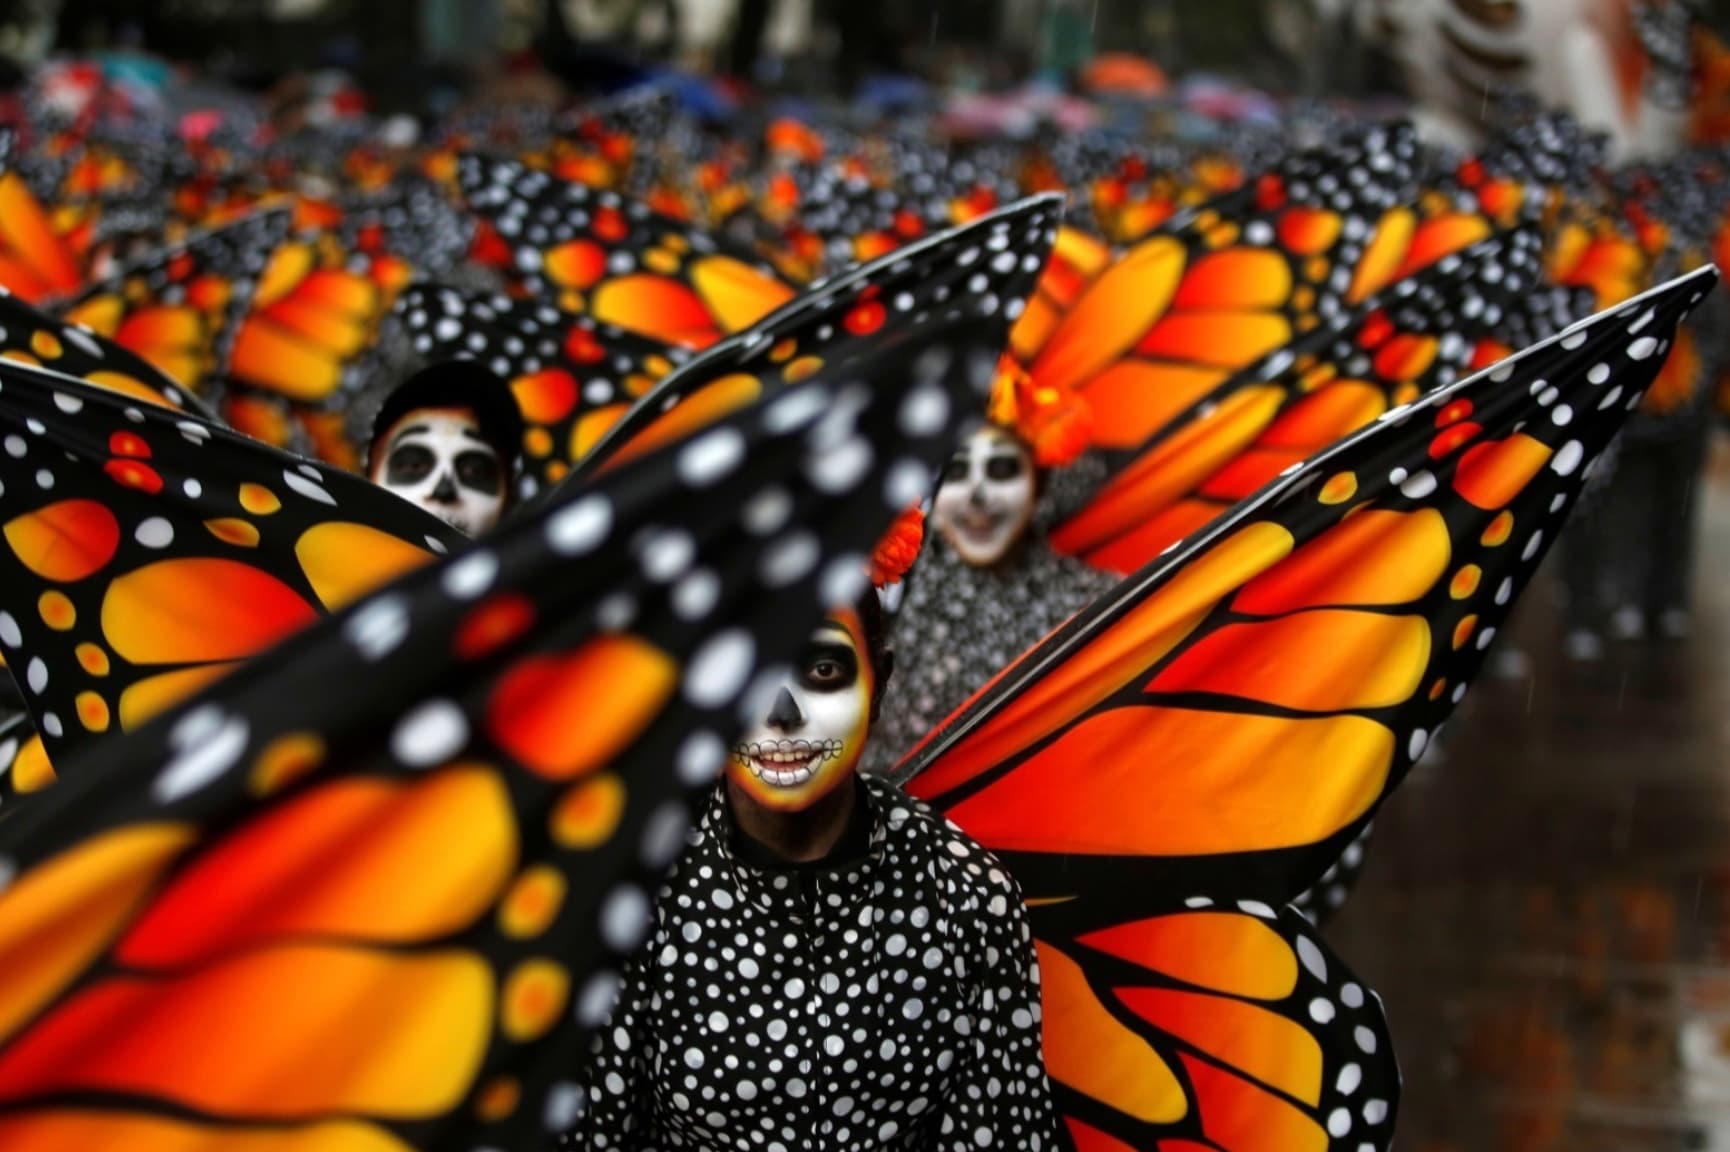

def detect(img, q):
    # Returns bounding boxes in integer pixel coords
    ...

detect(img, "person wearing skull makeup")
[564,569,1063,1151]
[863,365,1115,779]
[366,361,524,536]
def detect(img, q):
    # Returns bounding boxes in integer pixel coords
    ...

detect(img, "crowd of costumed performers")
[0,35,1727,1152]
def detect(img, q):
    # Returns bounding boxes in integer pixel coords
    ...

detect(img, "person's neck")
[726,774,860,865]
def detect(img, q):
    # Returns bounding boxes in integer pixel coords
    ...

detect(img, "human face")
[729,613,875,814]
[369,406,505,536]
[932,425,1036,568]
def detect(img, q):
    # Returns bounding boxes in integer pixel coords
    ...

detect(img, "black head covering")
[367,360,526,479]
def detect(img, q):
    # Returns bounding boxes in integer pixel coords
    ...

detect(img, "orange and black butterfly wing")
[1006,225,1114,366]
[1052,226,1579,573]
[60,208,291,395]
[0,698,53,802]
[1017,123,1426,459]
[1033,895,1399,1152]
[394,284,692,495]
[1294,822,1375,925]
[0,290,219,420]
[551,85,677,194]
[0,287,998,1152]
[754,157,944,279]
[570,195,1064,484]
[338,173,474,279]
[222,230,402,465]
[903,267,1718,1150]
[0,359,462,774]
[0,144,88,304]
[458,154,799,347]
[1310,107,1608,317]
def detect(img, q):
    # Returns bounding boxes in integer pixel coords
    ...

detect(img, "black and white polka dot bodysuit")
[566,776,1061,1151]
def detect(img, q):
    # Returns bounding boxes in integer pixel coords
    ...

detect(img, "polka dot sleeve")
[934,868,1062,1152]
[564,916,662,1150]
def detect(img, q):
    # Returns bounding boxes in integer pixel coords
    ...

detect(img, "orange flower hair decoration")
[986,357,1094,468]
[868,505,925,587]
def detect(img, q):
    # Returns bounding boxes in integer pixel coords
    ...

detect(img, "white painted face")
[369,406,506,536]
[932,425,1036,569]
[729,615,875,814]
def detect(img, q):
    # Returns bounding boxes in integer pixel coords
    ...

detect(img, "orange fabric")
[116,769,516,968]
[916,523,1294,798]
[488,637,678,779]
[1079,912,1297,999]
[944,705,1389,857]
[1233,509,1450,616]
[1037,942,1184,1124]
[1119,986,1322,1106]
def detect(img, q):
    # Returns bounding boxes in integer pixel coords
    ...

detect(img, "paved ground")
[1332,436,1730,1151]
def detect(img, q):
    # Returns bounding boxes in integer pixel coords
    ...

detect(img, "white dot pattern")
[566,778,1060,1150]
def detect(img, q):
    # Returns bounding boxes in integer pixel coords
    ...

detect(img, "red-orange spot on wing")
[544,240,607,290]
[511,369,579,424]
[1275,207,1342,256]
[1395,213,1494,282]
[101,559,316,665]
[1452,435,1552,510]
[105,458,165,494]
[1171,247,1293,311]
[455,595,537,659]
[591,275,723,347]
[1372,333,1438,381]
[3,500,121,582]
[488,636,677,779]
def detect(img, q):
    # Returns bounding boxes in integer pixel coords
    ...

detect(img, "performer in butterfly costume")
[366,360,526,537]
[865,366,1116,778]
[565,575,1064,1150]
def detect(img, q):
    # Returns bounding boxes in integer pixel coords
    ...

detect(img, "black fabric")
[566,776,1062,1151]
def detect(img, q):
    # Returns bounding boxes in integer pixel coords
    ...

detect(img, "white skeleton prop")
[369,407,507,537]
[1358,0,1693,162]
[931,424,1038,569]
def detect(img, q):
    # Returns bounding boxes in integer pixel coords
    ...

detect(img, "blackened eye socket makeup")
[455,450,502,493]
[985,453,1025,481]
[802,641,860,692]
[385,444,435,485]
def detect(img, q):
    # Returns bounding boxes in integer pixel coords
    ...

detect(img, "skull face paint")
[369,406,506,536]
[729,613,875,813]
[932,425,1036,569]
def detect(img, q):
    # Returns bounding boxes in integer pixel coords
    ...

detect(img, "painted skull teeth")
[732,740,845,787]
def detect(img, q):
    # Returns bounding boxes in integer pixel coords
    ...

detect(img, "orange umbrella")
[1082,53,1168,99]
